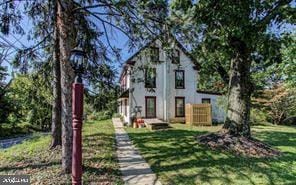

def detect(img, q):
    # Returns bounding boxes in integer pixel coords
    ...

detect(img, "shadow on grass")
[127,127,296,185]
[0,120,122,184]
[82,132,122,183]
[83,165,121,177]
[0,161,61,172]
[254,130,296,147]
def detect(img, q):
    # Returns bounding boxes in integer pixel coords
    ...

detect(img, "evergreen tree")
[0,63,11,124]
[1,0,168,173]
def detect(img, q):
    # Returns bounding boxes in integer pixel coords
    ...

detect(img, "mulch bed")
[197,131,281,157]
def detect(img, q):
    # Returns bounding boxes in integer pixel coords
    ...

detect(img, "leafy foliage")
[0,65,12,124]
[9,72,52,131]
[267,87,296,124]
[253,85,296,124]
[170,0,295,135]
[279,33,296,87]
[170,0,295,91]
[85,64,120,119]
[0,0,24,35]
[87,111,113,121]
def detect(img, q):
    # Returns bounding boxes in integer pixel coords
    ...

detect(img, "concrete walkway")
[112,118,161,185]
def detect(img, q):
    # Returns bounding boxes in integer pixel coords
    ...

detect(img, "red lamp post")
[70,44,86,185]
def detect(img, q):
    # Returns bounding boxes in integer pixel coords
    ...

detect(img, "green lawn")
[126,124,296,185]
[0,119,123,185]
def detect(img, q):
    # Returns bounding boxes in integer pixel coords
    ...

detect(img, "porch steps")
[143,119,170,130]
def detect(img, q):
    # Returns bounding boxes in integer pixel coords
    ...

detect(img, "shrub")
[253,85,296,125]
[87,111,112,121]
[250,108,269,125]
[87,113,97,121]
[112,113,121,118]
[212,120,224,126]
[282,116,296,125]
[8,74,52,131]
[267,87,296,124]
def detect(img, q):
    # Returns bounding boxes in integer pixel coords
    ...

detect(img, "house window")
[172,49,180,64]
[121,73,127,92]
[175,97,185,117]
[202,98,211,104]
[145,68,156,88]
[150,47,159,62]
[175,70,185,89]
[124,99,128,116]
[120,101,122,113]
[145,96,156,118]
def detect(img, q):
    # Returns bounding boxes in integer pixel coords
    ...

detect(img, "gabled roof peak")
[119,33,200,81]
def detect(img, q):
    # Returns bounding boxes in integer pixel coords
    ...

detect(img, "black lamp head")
[70,43,86,82]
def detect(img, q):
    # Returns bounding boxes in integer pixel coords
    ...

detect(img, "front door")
[145,96,156,118]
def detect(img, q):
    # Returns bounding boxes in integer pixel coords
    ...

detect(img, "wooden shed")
[185,104,212,126]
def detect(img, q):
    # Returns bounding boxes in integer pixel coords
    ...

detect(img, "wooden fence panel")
[185,104,212,126]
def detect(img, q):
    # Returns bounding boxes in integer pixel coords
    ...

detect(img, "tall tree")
[0,0,73,172]
[1,0,168,173]
[55,0,167,173]
[171,0,295,137]
[1,0,63,148]
[56,0,75,173]
[50,0,62,149]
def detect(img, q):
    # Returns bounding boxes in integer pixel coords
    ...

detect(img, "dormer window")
[175,70,185,89]
[150,47,159,62]
[145,68,156,88]
[172,49,180,64]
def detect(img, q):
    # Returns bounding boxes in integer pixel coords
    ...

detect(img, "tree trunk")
[223,37,252,137]
[57,0,75,174]
[50,0,62,149]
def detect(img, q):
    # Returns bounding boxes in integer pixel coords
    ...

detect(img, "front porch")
[143,118,170,130]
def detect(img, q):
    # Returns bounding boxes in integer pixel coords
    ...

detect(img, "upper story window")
[145,68,156,88]
[172,49,180,64]
[120,73,127,91]
[202,98,211,104]
[175,70,185,89]
[150,47,159,62]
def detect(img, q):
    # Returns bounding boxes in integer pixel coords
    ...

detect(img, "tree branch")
[71,1,134,40]
[88,11,134,40]
[256,0,292,29]
[0,0,12,6]
[215,61,229,84]
[23,31,53,52]
[101,21,117,54]
[92,11,122,17]
[72,3,114,13]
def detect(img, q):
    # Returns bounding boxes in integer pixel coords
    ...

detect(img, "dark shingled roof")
[196,90,223,96]
[119,89,129,98]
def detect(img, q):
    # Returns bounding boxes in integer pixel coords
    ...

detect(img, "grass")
[126,124,296,185]
[0,119,123,185]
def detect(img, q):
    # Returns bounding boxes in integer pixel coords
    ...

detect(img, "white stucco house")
[118,35,225,125]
